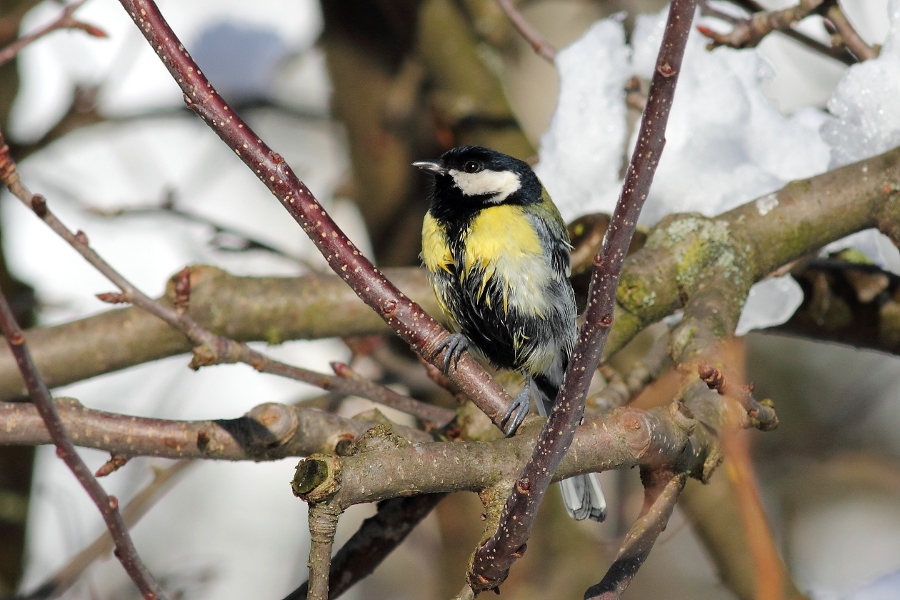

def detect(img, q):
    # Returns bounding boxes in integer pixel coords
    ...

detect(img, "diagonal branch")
[584,469,686,599]
[469,0,697,592]
[0,288,166,599]
[116,0,515,431]
[15,459,192,600]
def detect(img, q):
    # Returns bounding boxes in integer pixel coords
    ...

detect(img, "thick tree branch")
[607,146,900,359]
[0,398,433,459]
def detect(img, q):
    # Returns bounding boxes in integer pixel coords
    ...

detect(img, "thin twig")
[0,0,105,68]
[116,0,515,431]
[330,362,456,425]
[698,363,778,431]
[0,289,165,598]
[306,503,341,600]
[84,191,313,268]
[16,460,192,600]
[0,136,447,427]
[824,3,878,61]
[494,0,557,62]
[590,327,672,413]
[469,0,697,592]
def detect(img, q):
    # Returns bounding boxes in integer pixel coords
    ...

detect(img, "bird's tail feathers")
[559,473,607,522]
[530,374,607,522]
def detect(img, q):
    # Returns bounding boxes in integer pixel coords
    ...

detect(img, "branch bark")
[470,0,697,591]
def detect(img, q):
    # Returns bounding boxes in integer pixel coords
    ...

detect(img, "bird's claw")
[434,333,468,373]
[500,385,532,437]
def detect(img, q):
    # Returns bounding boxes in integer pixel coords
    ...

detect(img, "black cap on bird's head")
[414,146,542,216]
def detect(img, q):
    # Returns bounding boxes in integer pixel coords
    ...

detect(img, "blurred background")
[0,0,898,598]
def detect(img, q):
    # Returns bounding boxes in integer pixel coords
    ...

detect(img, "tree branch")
[494,0,556,62]
[0,265,440,401]
[15,460,192,600]
[116,0,516,431]
[584,469,686,599]
[0,397,433,459]
[0,287,165,599]
[470,0,697,592]
[284,494,446,600]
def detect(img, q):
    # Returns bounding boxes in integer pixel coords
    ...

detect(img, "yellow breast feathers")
[421,213,454,274]
[464,205,549,315]
[463,205,542,273]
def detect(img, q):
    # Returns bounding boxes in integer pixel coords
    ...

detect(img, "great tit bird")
[415,145,606,522]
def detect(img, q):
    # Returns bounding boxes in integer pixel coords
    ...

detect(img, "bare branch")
[284,494,446,600]
[116,0,516,431]
[0,288,165,598]
[823,2,878,61]
[16,460,191,600]
[584,469,686,599]
[700,0,856,64]
[0,397,433,459]
[494,0,556,62]
[470,0,697,591]
[0,265,440,401]
[697,0,825,50]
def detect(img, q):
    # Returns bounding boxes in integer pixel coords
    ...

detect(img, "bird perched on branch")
[415,145,606,522]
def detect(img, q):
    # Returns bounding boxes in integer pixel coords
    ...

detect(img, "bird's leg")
[433,333,469,373]
[501,376,537,436]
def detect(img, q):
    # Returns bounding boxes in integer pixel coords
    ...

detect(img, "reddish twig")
[584,469,686,599]
[283,493,447,600]
[494,0,557,62]
[0,288,165,599]
[698,363,778,431]
[16,460,191,600]
[116,0,514,431]
[0,132,449,427]
[470,0,697,592]
[95,454,130,477]
[330,362,456,426]
[0,0,106,68]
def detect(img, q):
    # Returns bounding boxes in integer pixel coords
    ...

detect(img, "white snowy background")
[2,0,900,598]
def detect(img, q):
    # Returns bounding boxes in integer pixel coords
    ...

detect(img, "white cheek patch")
[449,169,521,203]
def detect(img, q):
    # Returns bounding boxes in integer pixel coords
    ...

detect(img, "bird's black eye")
[463,160,482,174]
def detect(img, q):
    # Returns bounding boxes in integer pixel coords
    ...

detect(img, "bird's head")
[414,146,541,219]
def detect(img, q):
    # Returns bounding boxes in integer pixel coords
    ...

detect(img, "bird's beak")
[413,160,448,176]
